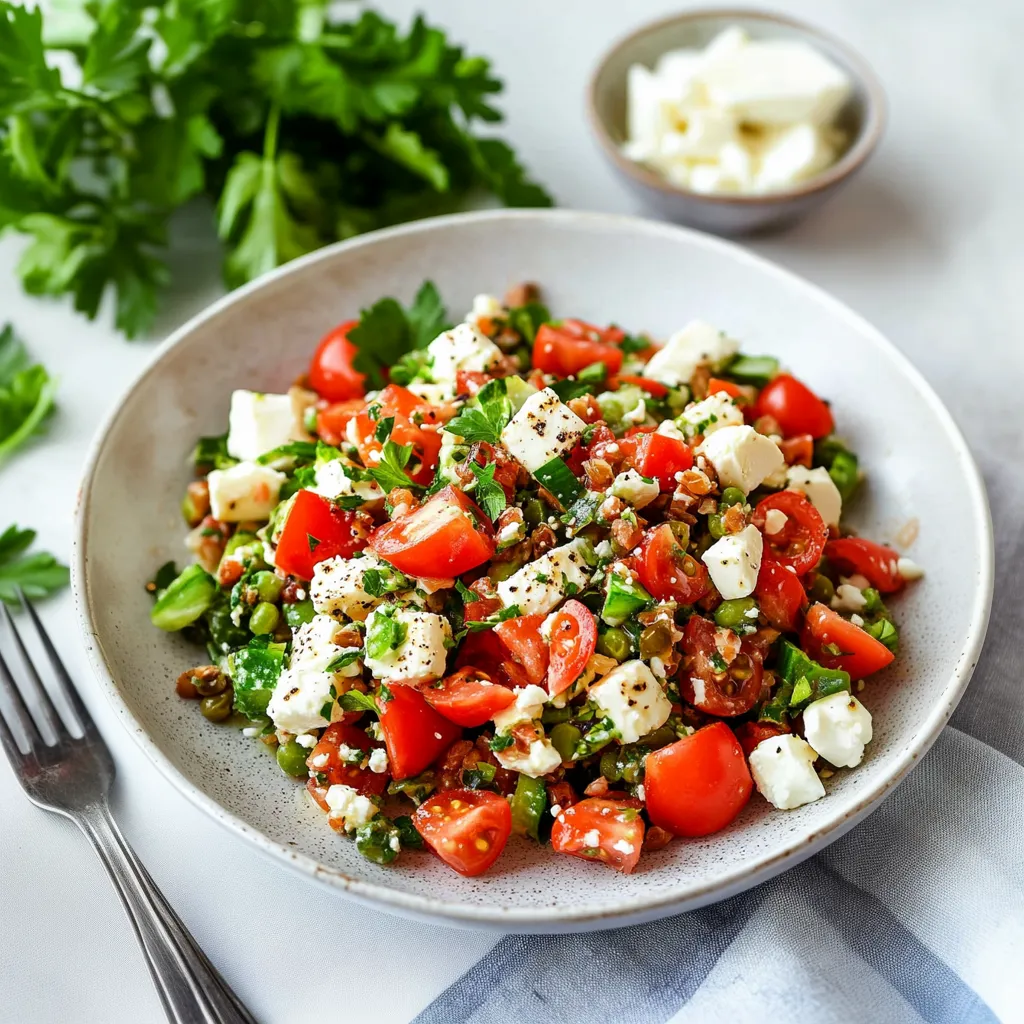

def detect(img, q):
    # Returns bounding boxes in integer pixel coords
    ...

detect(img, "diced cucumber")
[534,456,582,507]
[510,775,547,841]
[724,355,779,386]
[600,569,651,627]
[504,374,539,415]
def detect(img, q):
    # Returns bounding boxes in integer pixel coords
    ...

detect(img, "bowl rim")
[586,7,888,205]
[73,208,992,931]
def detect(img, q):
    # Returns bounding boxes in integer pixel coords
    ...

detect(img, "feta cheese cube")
[312,459,383,504]
[626,63,677,149]
[659,108,737,160]
[310,553,387,622]
[644,321,739,387]
[763,508,788,535]
[698,425,784,494]
[495,737,563,778]
[702,524,763,600]
[786,465,842,527]
[678,392,744,438]
[207,461,285,522]
[227,390,304,461]
[755,122,835,192]
[267,660,333,734]
[610,469,660,509]
[500,387,587,474]
[589,660,671,744]
[324,784,378,832]
[492,684,549,733]
[802,692,873,768]
[362,608,451,684]
[496,539,593,616]
[427,323,502,385]
[749,733,826,810]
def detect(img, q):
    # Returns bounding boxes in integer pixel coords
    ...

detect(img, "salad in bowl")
[149,281,921,877]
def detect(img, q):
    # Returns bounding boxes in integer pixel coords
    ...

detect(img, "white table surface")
[2,1,1022,1021]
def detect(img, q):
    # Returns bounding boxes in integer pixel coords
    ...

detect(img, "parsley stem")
[263,103,281,164]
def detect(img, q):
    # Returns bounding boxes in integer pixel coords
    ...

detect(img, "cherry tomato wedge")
[802,602,895,681]
[418,669,515,728]
[707,377,744,399]
[550,798,644,874]
[635,523,711,605]
[368,485,495,578]
[305,722,388,796]
[413,789,512,876]
[613,374,669,398]
[315,399,364,447]
[752,490,827,576]
[545,599,598,696]
[733,720,790,757]
[274,490,369,580]
[532,323,624,377]
[824,537,905,594]
[644,722,753,837]
[755,558,808,632]
[455,629,532,690]
[494,614,550,686]
[778,433,814,467]
[308,319,366,401]
[351,384,445,486]
[754,373,834,439]
[378,684,463,780]
[626,431,694,491]
[678,615,767,717]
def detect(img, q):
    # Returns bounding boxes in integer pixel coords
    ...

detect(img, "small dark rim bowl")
[587,7,887,206]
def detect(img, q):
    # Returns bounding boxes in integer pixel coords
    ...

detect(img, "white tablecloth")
[3,1,1023,1021]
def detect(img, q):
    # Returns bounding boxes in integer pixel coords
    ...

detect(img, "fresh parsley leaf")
[0,523,69,605]
[374,415,395,444]
[192,434,236,472]
[444,377,511,445]
[489,732,515,752]
[365,608,407,661]
[0,323,57,466]
[256,440,318,465]
[369,440,423,494]
[468,462,507,522]
[363,566,412,597]
[506,302,550,344]
[339,689,379,715]
[406,280,450,349]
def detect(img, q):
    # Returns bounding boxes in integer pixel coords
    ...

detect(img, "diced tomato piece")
[707,377,744,399]
[754,374,834,439]
[756,558,807,632]
[752,490,828,576]
[644,723,753,837]
[305,722,388,796]
[352,384,445,486]
[494,614,550,686]
[678,615,767,717]
[418,669,516,728]
[824,537,905,594]
[533,323,624,377]
[456,629,532,689]
[802,602,895,681]
[308,319,366,401]
[635,523,711,605]
[545,599,597,695]
[413,789,512,876]
[368,485,496,578]
[378,684,463,780]
[778,433,814,467]
[550,798,644,873]
[274,490,369,580]
[612,374,669,398]
[626,431,693,491]
[315,399,364,447]
[733,720,791,757]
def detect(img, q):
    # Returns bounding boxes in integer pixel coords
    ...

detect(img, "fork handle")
[77,803,258,1024]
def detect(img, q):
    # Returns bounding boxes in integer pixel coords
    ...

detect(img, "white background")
[2,0,1023,1021]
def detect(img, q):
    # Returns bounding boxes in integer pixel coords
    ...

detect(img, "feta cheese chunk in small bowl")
[588,9,885,234]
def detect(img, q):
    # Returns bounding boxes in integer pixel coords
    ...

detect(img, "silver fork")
[0,591,258,1024]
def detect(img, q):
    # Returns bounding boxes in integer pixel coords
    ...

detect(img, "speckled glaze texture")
[74,210,992,932]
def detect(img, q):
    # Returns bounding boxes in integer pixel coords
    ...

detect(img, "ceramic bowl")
[74,210,992,932]
[588,9,887,235]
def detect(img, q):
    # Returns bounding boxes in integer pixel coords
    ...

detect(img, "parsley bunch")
[0,524,69,605]
[0,2,551,338]
[0,323,56,466]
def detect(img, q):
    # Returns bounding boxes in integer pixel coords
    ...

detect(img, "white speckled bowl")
[74,210,992,932]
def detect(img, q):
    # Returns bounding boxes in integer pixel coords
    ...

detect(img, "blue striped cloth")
[415,471,1024,1024]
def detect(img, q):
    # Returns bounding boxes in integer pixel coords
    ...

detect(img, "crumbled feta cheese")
[702,524,763,600]
[831,584,867,614]
[310,553,387,622]
[312,459,383,504]
[427,322,503,386]
[763,508,788,535]
[324,784,378,831]
[500,388,587,473]
[897,557,925,581]
[367,747,389,774]
[227,390,305,461]
[583,829,602,847]
[697,425,785,494]
[678,392,744,438]
[644,321,739,387]
[295,733,317,749]
[496,539,593,615]
[749,734,826,810]
[610,469,660,509]
[495,737,564,778]
[786,465,842,528]
[267,660,333,734]
[497,518,526,547]
[207,461,286,522]
[802,692,873,768]
[362,608,451,684]
[655,419,687,442]
[492,684,549,733]
[465,293,506,327]
[621,396,647,426]
[589,660,671,744]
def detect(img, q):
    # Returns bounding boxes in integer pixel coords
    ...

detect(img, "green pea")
[714,597,759,630]
[596,626,632,661]
[549,723,581,762]
[276,740,310,778]
[249,602,280,636]
[599,749,622,782]
[252,570,284,604]
[807,574,835,605]
[720,486,747,509]
[283,599,315,628]
[707,513,725,540]
[199,689,233,722]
